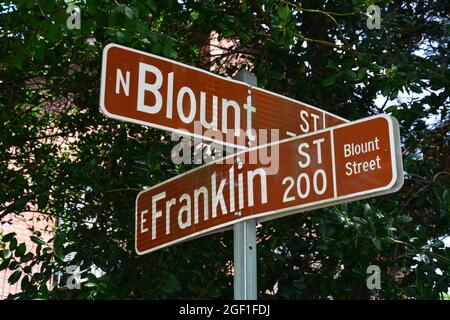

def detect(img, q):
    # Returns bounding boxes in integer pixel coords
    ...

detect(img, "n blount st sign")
[135,115,404,255]
[99,43,348,149]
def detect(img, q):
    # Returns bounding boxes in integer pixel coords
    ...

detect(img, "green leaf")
[410,85,422,93]
[381,84,391,96]
[162,45,177,59]
[84,282,97,288]
[2,249,12,259]
[190,11,199,20]
[222,29,235,38]
[30,236,46,245]
[371,237,382,251]
[163,273,180,293]
[385,105,397,113]
[277,5,291,23]
[357,54,371,65]
[42,20,60,43]
[390,90,398,100]
[39,283,49,298]
[326,59,337,70]
[270,70,284,80]
[54,232,66,260]
[323,74,338,86]
[15,243,26,257]
[241,0,247,13]
[9,237,17,251]
[8,270,22,285]
[0,259,9,271]
[1,232,16,242]
[145,0,157,11]
[416,268,426,297]
[8,261,20,270]
[238,31,251,44]
[21,275,30,291]
[11,53,23,69]
[122,5,137,19]
[342,70,357,81]
[342,58,354,70]
[12,195,32,211]
[20,252,34,263]
[353,217,367,224]
[357,68,366,80]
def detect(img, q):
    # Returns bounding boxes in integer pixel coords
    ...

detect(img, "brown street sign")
[100,43,348,149]
[135,115,403,255]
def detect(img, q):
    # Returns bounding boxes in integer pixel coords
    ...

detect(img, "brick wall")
[0,211,55,299]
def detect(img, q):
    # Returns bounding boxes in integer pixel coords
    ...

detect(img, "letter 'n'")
[116,69,130,96]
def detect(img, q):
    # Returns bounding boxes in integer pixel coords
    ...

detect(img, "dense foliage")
[0,0,448,299]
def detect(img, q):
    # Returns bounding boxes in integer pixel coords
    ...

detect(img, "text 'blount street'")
[135,115,403,254]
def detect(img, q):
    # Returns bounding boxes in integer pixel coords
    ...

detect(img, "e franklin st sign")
[135,115,403,255]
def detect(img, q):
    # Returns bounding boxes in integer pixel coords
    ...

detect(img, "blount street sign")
[135,115,404,255]
[99,43,348,149]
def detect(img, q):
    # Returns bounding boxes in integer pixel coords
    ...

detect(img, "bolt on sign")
[99,43,348,149]
[135,115,403,254]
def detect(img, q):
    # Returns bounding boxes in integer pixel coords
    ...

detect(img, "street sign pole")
[233,219,257,300]
[233,69,257,300]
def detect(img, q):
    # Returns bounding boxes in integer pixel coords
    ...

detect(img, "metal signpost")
[233,70,258,300]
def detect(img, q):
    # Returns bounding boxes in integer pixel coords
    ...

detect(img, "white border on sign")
[99,43,349,150]
[135,114,403,255]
